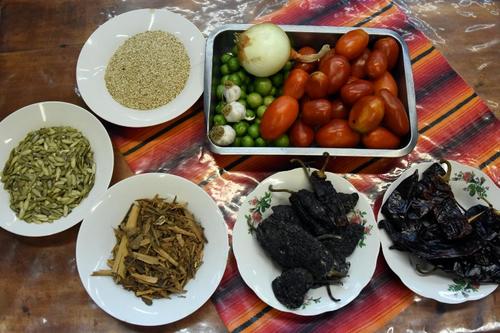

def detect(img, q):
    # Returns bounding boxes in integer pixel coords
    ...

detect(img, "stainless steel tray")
[204,24,417,157]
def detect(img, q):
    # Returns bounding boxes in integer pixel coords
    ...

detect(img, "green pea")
[256,105,267,118]
[221,75,231,85]
[247,92,263,109]
[236,70,247,81]
[241,135,255,147]
[246,109,256,120]
[254,118,261,125]
[274,134,290,147]
[271,73,284,87]
[238,99,247,108]
[270,87,277,96]
[220,64,230,76]
[216,85,225,100]
[228,73,242,86]
[283,70,290,80]
[231,45,238,56]
[232,137,242,147]
[227,57,240,72]
[239,89,247,99]
[255,137,266,147]
[213,114,226,125]
[215,102,226,114]
[283,60,293,71]
[233,122,248,137]
[263,96,275,106]
[254,78,273,96]
[248,124,260,138]
[221,53,232,64]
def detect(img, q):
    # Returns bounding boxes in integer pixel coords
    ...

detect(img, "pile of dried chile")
[253,155,365,309]
[379,161,500,284]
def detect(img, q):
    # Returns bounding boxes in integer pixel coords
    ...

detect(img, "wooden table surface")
[0,1,498,332]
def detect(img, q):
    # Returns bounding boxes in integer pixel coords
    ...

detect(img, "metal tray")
[204,24,417,157]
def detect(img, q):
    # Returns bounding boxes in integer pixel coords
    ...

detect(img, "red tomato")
[260,96,299,140]
[290,120,314,147]
[283,68,309,99]
[319,48,336,69]
[348,95,385,134]
[351,48,370,79]
[330,99,349,119]
[374,37,399,70]
[373,71,398,97]
[362,127,400,149]
[340,79,374,105]
[319,55,351,94]
[366,49,388,79]
[294,46,317,73]
[305,71,329,99]
[377,89,410,136]
[335,29,369,60]
[316,119,360,148]
[302,99,332,127]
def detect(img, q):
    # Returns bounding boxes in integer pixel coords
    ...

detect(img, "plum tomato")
[305,71,329,99]
[374,37,399,70]
[351,48,370,79]
[319,48,336,69]
[362,127,401,149]
[283,68,309,100]
[366,49,388,79]
[373,71,398,97]
[340,79,374,106]
[348,95,385,134]
[319,55,351,94]
[330,99,349,119]
[301,99,332,127]
[294,46,317,73]
[335,29,369,60]
[289,120,314,147]
[377,89,410,136]
[259,96,299,141]
[316,119,360,148]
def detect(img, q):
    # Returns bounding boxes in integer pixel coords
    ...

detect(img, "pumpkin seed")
[0,126,96,223]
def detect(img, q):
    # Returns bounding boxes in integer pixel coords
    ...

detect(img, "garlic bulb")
[209,125,236,146]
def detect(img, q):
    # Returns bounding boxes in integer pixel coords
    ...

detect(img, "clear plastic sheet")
[0,1,498,333]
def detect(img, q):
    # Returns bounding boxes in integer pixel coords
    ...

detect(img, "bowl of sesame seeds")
[76,9,205,128]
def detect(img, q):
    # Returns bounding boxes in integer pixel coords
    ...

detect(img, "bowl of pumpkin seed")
[0,101,114,237]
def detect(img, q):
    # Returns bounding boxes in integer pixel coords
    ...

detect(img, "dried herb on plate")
[93,195,206,305]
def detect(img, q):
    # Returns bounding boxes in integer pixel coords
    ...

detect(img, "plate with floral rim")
[377,160,498,304]
[232,167,380,315]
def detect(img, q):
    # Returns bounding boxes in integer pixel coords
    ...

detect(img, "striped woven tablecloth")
[111,0,499,332]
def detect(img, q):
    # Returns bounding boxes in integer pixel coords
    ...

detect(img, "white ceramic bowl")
[76,8,205,127]
[76,173,229,326]
[232,168,380,315]
[378,160,498,303]
[0,101,114,237]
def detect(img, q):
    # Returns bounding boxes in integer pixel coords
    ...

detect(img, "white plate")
[232,168,380,315]
[76,173,229,326]
[378,160,499,303]
[0,101,114,237]
[76,8,205,127]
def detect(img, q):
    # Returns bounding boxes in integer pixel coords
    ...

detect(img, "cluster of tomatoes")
[259,29,410,149]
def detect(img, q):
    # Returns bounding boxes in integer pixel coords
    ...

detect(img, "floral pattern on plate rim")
[447,278,480,298]
[451,170,489,200]
[347,209,373,248]
[246,191,271,234]
[301,296,321,309]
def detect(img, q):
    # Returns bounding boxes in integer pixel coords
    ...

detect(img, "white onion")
[237,23,291,77]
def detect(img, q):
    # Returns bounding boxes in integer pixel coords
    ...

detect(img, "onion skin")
[237,23,291,77]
